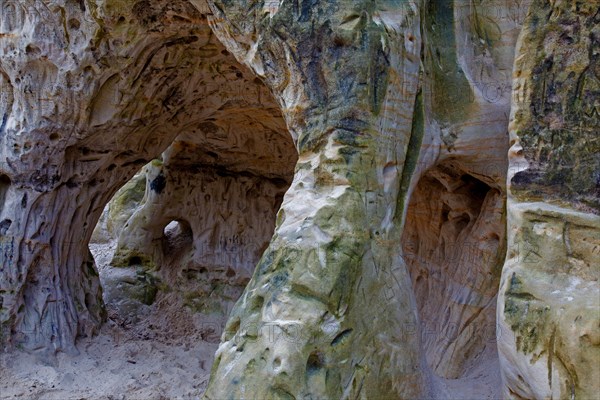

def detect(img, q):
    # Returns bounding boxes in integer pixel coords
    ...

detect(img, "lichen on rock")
[498,0,600,398]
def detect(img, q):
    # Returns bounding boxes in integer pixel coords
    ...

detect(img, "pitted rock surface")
[0,0,598,399]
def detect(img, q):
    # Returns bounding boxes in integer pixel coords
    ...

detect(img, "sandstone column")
[204,1,429,398]
[499,0,600,397]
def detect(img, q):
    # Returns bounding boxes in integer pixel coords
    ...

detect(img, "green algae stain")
[504,273,551,355]
[397,88,425,223]
[511,1,600,213]
[425,0,472,125]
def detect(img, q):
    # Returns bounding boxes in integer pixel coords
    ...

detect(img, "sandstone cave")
[1,0,598,399]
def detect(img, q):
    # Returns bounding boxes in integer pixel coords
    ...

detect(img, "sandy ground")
[1,241,503,400]
[0,328,215,400]
[0,242,219,400]
[435,343,503,400]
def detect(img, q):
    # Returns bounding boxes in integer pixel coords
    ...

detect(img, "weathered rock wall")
[201,0,529,398]
[498,0,600,398]
[202,1,428,397]
[91,170,146,245]
[0,0,288,357]
[399,0,529,382]
[111,162,288,281]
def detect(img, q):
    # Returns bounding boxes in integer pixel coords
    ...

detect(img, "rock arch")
[0,0,295,359]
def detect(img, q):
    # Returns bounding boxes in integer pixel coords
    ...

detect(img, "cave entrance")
[87,43,297,373]
[90,133,296,334]
[1,4,298,395]
[401,161,506,390]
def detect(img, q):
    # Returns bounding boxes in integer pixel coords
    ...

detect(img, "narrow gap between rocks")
[402,161,506,399]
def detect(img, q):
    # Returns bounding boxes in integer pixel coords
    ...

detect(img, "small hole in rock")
[162,220,193,256]
[68,18,80,30]
[306,351,324,374]
[0,219,12,235]
[0,174,11,214]
[128,256,142,266]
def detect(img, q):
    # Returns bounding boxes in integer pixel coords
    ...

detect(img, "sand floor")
[1,242,503,400]
[1,241,219,400]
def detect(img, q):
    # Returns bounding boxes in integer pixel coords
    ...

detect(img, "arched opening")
[401,161,506,396]
[0,173,10,215]
[0,3,296,396]
[80,38,297,396]
[88,145,295,397]
[162,219,194,256]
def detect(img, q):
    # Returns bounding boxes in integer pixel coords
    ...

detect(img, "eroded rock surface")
[92,170,146,245]
[403,163,505,379]
[202,0,530,398]
[0,0,291,358]
[106,153,293,319]
[498,0,600,398]
[0,0,597,399]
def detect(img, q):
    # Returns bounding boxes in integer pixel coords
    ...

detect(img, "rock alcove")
[89,83,297,344]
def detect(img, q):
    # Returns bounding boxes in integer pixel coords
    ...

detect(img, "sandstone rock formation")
[91,169,146,245]
[103,112,295,320]
[498,0,600,398]
[0,0,291,358]
[201,0,531,398]
[0,0,597,399]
